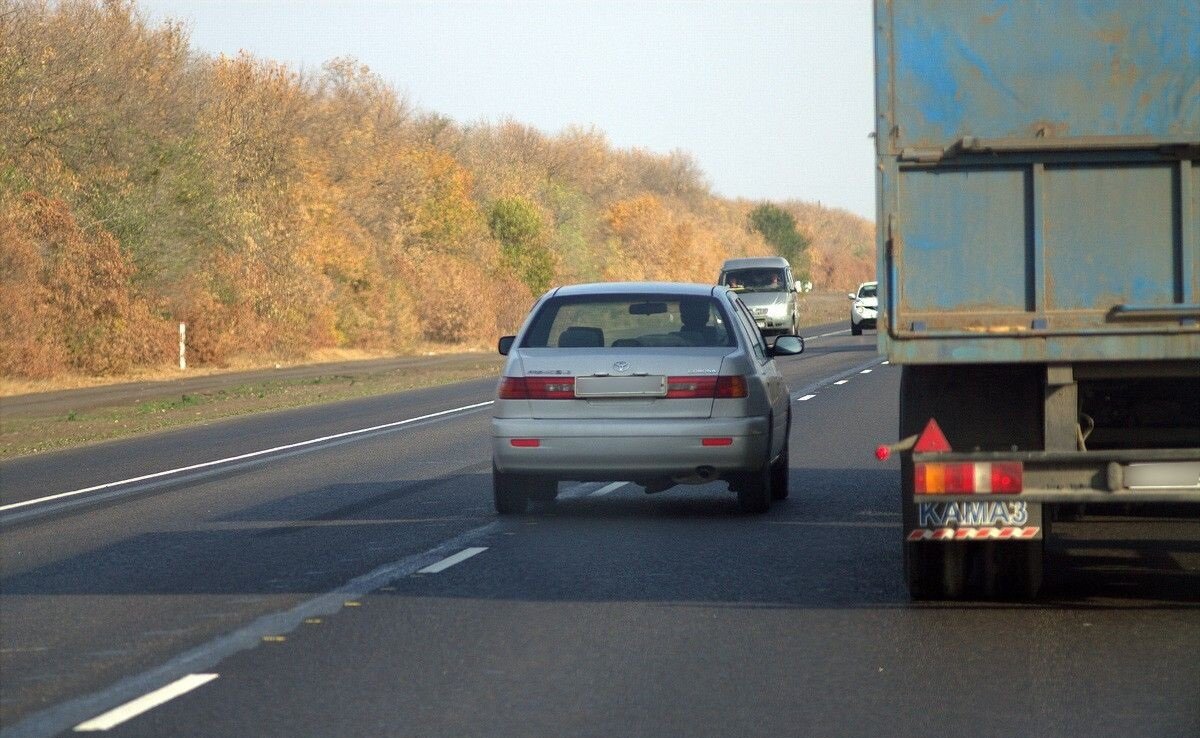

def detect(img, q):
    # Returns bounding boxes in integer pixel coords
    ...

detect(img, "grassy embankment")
[0,354,504,459]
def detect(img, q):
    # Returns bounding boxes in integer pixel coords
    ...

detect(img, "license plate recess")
[575,376,666,398]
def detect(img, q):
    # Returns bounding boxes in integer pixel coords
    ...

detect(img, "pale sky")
[141,0,877,220]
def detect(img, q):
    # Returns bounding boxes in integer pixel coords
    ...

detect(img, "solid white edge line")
[73,674,218,732]
[417,546,488,574]
[797,394,816,401]
[589,482,626,497]
[1,400,495,513]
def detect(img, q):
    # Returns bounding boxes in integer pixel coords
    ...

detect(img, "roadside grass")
[0,362,502,460]
[798,291,851,326]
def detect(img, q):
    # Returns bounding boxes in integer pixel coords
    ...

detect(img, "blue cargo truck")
[874,1,1200,598]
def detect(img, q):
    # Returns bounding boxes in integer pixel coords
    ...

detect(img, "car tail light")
[510,438,540,447]
[498,377,576,400]
[702,437,733,446]
[715,375,748,398]
[666,377,717,398]
[664,376,748,399]
[915,461,1023,494]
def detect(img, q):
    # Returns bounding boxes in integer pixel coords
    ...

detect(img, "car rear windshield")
[721,268,786,292]
[521,294,736,349]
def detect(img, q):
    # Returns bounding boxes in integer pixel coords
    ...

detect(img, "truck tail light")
[498,377,576,399]
[915,461,1023,494]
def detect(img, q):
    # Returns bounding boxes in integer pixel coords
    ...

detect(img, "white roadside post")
[179,322,186,370]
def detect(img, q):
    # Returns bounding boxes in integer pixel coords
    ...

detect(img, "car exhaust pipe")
[672,465,719,485]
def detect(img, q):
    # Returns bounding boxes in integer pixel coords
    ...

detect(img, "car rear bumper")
[492,416,769,478]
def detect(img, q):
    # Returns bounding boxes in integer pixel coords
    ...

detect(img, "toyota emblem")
[613,361,631,373]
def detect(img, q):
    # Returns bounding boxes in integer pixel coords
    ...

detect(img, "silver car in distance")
[491,282,804,514]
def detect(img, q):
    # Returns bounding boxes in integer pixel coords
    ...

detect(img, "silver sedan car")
[491,282,803,514]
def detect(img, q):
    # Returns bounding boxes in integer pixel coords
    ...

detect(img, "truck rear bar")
[912,449,1200,504]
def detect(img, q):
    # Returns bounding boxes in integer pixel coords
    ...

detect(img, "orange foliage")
[786,201,876,290]
[603,195,758,284]
[0,193,172,376]
[396,247,532,344]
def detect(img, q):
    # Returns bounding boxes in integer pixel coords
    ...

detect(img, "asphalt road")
[2,324,1198,737]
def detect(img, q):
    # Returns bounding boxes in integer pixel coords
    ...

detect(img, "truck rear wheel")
[981,539,1044,600]
[904,541,968,599]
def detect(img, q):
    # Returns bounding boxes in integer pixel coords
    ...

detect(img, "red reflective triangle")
[913,418,952,453]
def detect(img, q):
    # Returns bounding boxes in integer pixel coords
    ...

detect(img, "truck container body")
[874,0,1200,599]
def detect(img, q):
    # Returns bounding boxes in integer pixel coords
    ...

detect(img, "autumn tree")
[748,203,811,281]
[0,0,872,379]
[488,196,554,295]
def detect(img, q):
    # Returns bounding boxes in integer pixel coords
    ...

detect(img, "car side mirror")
[769,335,804,356]
[848,293,857,300]
[793,281,803,292]
[498,335,516,355]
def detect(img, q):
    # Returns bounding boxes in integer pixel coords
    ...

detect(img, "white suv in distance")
[849,281,878,335]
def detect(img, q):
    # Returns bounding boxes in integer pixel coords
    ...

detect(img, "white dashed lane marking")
[74,674,218,732]
[790,356,886,403]
[417,547,489,574]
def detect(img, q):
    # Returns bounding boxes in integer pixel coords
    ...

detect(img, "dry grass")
[0,341,495,397]
[797,291,853,327]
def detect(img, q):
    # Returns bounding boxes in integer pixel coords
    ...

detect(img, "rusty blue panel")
[1043,164,1177,309]
[899,168,1028,312]
[885,0,1200,149]
[875,0,1200,364]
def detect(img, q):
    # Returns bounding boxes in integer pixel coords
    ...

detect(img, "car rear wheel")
[851,321,862,336]
[769,441,789,500]
[770,414,791,500]
[736,464,772,513]
[492,463,528,515]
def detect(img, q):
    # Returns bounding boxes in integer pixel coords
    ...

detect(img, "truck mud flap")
[904,499,1043,541]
